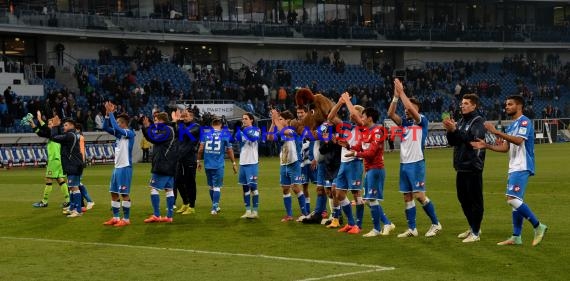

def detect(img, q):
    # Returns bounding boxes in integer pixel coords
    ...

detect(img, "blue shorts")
[506,171,531,200]
[334,160,363,191]
[149,173,174,190]
[301,164,317,184]
[110,167,133,195]
[206,168,224,188]
[238,164,258,188]
[67,174,81,187]
[399,160,426,193]
[316,163,333,188]
[280,161,302,186]
[364,168,386,201]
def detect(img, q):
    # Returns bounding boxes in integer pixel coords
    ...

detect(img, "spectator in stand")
[85,110,95,132]
[215,2,223,21]
[95,111,104,131]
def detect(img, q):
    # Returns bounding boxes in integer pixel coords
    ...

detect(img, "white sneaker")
[240,210,252,219]
[86,202,95,210]
[381,223,396,236]
[296,215,307,222]
[425,223,442,237]
[247,211,259,219]
[397,228,418,238]
[457,229,471,239]
[210,210,218,215]
[462,233,481,243]
[458,229,481,239]
[363,229,381,238]
[66,210,83,218]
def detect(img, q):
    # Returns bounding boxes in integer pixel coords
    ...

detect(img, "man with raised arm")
[387,79,442,238]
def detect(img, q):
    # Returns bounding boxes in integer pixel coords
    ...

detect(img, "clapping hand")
[51,115,61,127]
[141,116,150,128]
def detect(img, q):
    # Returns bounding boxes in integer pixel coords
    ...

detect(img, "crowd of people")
[23,75,549,248]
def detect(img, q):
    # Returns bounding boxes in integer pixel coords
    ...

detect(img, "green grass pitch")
[0,144,569,280]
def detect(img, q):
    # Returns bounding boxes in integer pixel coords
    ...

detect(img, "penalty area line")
[0,236,395,272]
[296,268,393,281]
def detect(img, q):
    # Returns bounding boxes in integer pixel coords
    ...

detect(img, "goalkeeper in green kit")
[29,111,70,209]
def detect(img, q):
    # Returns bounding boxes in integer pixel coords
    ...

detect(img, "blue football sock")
[512,210,524,236]
[405,202,417,229]
[341,199,355,226]
[516,203,540,228]
[315,194,327,214]
[242,185,251,209]
[305,198,311,214]
[378,204,391,225]
[212,189,221,211]
[72,191,82,213]
[209,188,214,202]
[283,194,293,216]
[370,204,381,232]
[151,194,160,217]
[111,200,120,218]
[333,206,341,219]
[297,193,307,215]
[122,200,131,220]
[252,187,259,211]
[422,200,439,225]
[166,193,175,218]
[79,184,93,203]
[355,203,364,228]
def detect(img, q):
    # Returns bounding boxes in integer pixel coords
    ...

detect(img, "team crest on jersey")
[120,185,128,191]
[518,127,527,135]
[352,180,361,186]
[521,120,528,127]
[513,185,521,192]
[416,181,425,187]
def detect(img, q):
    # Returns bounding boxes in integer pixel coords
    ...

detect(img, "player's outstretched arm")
[388,79,402,125]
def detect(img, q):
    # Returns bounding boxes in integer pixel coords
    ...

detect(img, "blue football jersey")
[506,115,535,175]
[201,129,232,169]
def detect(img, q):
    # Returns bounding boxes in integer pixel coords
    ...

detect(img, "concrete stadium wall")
[43,39,175,63]
[403,49,570,64]
[227,45,362,65]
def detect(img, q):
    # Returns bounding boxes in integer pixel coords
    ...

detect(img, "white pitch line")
[296,268,391,281]
[0,236,395,272]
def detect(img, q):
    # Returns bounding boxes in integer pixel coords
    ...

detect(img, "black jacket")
[173,121,200,166]
[50,127,84,176]
[318,140,342,181]
[34,122,51,138]
[446,112,486,172]
[142,122,177,176]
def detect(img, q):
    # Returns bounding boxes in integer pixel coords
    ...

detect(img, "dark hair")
[212,118,222,126]
[409,98,421,112]
[75,123,82,131]
[296,105,308,112]
[155,112,169,122]
[243,112,255,123]
[280,110,295,120]
[62,118,76,126]
[507,95,525,108]
[462,94,480,108]
[363,107,379,123]
[117,114,130,124]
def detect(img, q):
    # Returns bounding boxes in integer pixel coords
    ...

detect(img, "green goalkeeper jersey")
[46,140,61,161]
